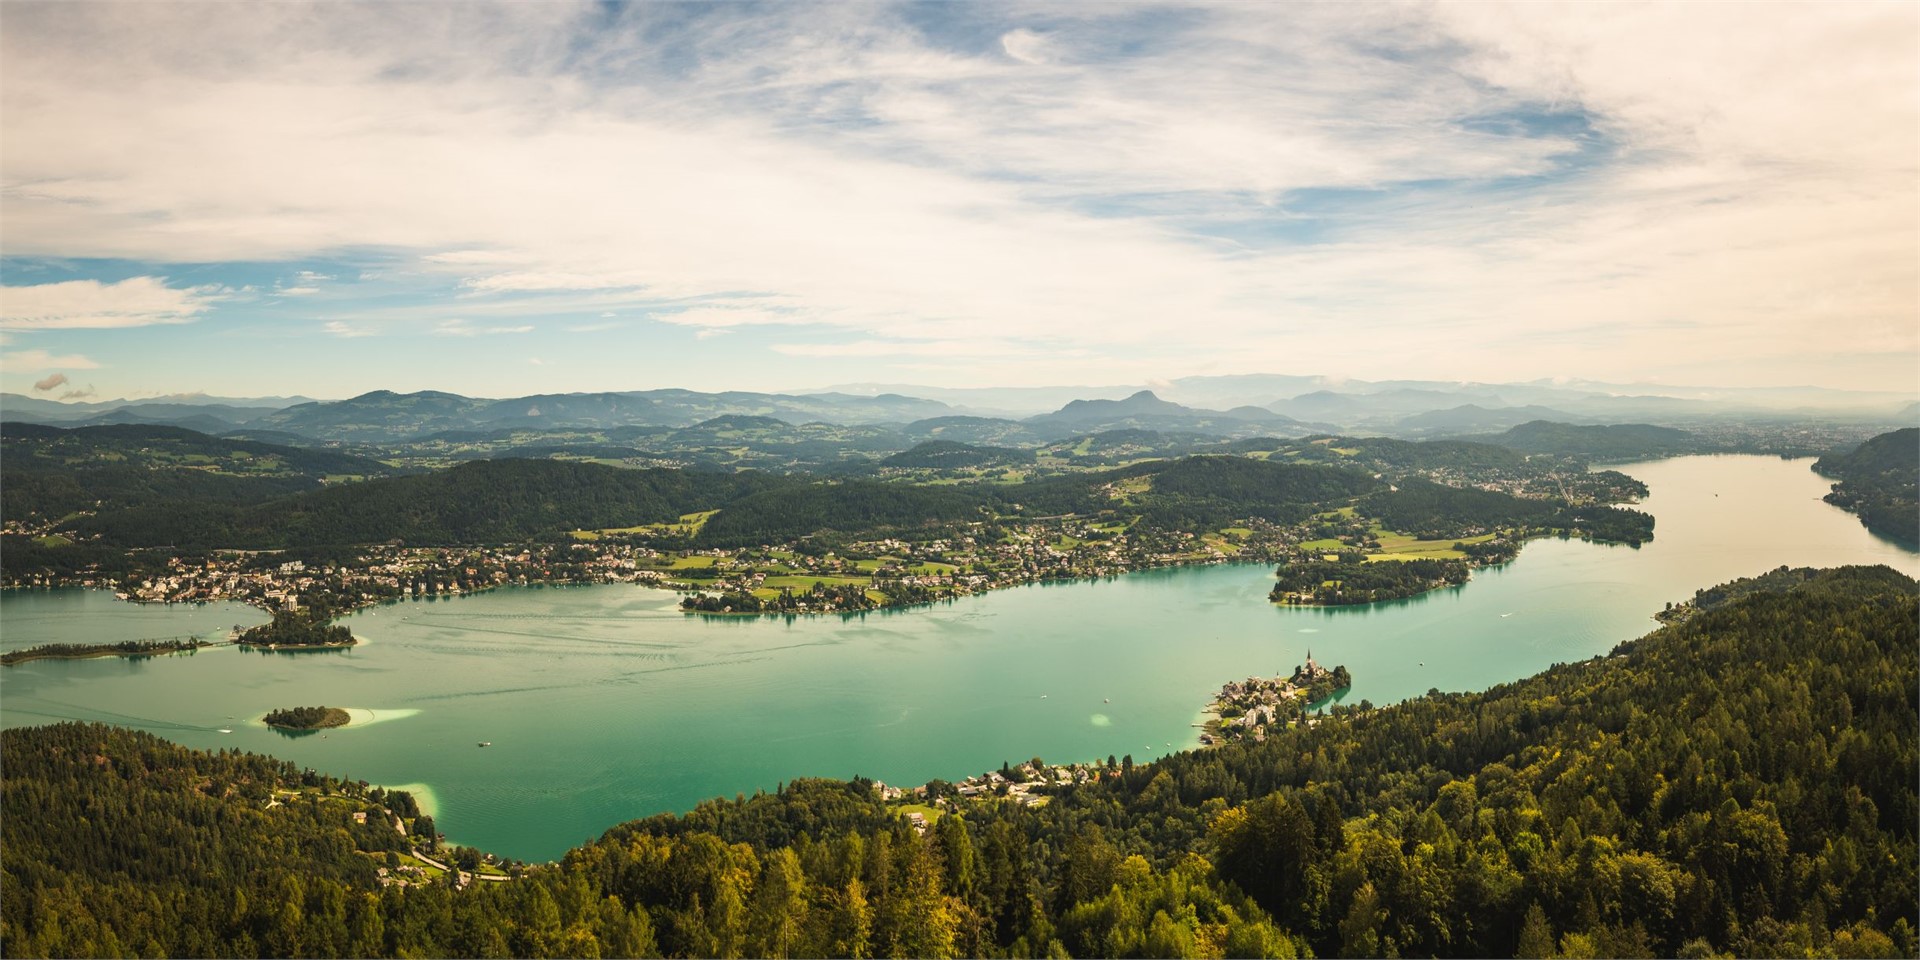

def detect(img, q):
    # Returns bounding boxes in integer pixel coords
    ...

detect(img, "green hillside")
[1815,428,1918,544]
[3,566,1912,958]
[0,423,396,523]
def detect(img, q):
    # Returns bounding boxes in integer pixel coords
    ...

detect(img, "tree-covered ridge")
[879,441,1036,470]
[1814,427,1918,544]
[4,565,1914,959]
[1360,478,1653,545]
[0,422,389,477]
[66,458,791,550]
[0,422,395,525]
[1471,420,1706,460]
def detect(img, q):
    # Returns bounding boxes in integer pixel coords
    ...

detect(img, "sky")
[1,1,1915,403]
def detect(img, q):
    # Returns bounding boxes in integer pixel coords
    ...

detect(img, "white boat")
[477,741,492,747]
[217,729,233,734]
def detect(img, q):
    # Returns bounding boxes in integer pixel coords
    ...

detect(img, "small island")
[237,610,358,650]
[1201,653,1351,746]
[262,705,352,730]
[1,638,212,666]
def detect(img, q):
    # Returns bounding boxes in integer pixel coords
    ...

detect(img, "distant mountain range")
[825,375,1918,426]
[3,372,1912,443]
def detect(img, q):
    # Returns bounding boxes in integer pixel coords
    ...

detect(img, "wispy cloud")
[3,349,101,371]
[33,372,68,391]
[773,338,1033,359]
[435,318,534,337]
[0,277,216,329]
[322,320,374,338]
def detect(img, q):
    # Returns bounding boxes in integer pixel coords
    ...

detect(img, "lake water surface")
[4,455,1914,860]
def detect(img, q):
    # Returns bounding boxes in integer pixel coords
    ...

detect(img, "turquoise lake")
[4,455,1915,861]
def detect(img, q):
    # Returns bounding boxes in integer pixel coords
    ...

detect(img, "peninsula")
[0,638,212,666]
[1200,653,1352,745]
[236,610,358,650]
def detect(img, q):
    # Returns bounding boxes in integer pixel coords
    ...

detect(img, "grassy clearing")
[33,534,72,547]
[759,574,872,590]
[895,802,945,823]
[1363,530,1496,562]
[570,510,720,541]
[1297,537,1345,551]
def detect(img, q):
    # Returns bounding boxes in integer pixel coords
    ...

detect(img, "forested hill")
[0,422,396,523]
[4,565,1913,958]
[1473,420,1706,460]
[53,454,1399,550]
[69,459,792,549]
[1814,427,1918,544]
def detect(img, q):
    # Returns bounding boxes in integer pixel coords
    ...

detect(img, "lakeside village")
[1199,653,1353,746]
[4,491,1563,631]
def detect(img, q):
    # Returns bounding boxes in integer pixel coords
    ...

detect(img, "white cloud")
[0,276,216,329]
[279,286,321,296]
[999,28,1050,65]
[655,306,817,329]
[773,338,1033,359]
[435,318,533,336]
[0,2,1911,388]
[2,349,101,371]
[322,320,373,338]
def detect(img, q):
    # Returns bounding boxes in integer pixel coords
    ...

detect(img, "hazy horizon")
[3,2,1915,401]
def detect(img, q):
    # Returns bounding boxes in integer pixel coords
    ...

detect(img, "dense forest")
[1814,428,1918,544]
[262,706,352,730]
[29,455,1398,553]
[0,422,394,524]
[1471,421,1705,460]
[1270,555,1470,606]
[0,638,206,666]
[1357,478,1654,546]
[4,565,1912,958]
[239,611,357,648]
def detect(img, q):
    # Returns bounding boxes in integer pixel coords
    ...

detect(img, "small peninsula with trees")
[0,638,211,666]
[262,705,351,730]
[237,610,357,650]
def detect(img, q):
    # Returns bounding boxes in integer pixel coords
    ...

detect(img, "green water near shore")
[3,456,1914,861]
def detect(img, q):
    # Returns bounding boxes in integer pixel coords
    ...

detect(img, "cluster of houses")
[11,541,680,616]
[1202,653,1335,745]
[872,757,1121,828]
